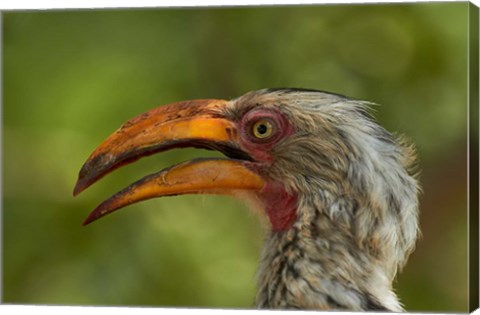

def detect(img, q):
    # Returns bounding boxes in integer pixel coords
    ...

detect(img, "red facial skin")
[237,108,299,232]
[260,182,299,232]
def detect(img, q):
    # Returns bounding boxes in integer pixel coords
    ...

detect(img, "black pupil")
[257,124,268,135]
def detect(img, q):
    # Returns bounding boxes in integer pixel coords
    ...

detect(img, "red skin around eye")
[239,109,298,231]
[237,108,295,163]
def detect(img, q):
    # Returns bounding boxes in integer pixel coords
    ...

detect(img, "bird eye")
[252,119,273,139]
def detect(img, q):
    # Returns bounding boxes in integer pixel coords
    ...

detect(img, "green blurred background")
[2,2,471,312]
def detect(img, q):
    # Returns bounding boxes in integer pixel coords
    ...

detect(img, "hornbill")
[74,88,420,311]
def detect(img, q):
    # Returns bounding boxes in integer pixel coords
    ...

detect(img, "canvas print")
[2,2,477,313]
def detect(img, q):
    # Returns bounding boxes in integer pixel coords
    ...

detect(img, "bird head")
[73,88,322,229]
[74,88,420,310]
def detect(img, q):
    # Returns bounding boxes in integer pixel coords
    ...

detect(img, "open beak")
[74,99,265,225]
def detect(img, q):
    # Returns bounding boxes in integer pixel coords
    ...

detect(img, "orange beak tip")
[73,168,100,197]
[82,206,106,226]
[82,215,98,226]
[73,183,82,197]
[82,218,93,226]
[73,173,92,196]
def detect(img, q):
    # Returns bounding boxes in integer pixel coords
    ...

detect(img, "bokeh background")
[2,2,472,312]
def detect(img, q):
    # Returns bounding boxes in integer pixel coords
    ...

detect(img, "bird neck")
[254,205,403,311]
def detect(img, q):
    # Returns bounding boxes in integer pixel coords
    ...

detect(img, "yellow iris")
[252,120,273,139]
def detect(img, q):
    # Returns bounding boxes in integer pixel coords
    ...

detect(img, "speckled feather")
[226,89,420,311]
